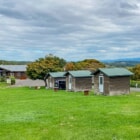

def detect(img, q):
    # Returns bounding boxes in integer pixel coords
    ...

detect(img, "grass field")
[0,86,140,140]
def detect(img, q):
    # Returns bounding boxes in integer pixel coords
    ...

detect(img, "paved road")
[130,87,140,92]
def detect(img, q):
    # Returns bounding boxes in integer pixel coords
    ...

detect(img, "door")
[68,75,72,90]
[50,77,52,88]
[46,79,48,88]
[99,76,104,93]
[59,81,66,90]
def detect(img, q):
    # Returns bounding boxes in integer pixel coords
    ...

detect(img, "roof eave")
[107,74,133,77]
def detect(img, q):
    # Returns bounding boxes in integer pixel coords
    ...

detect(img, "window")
[99,76,103,84]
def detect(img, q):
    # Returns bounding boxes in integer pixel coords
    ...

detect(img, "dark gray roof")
[0,65,27,72]
[65,70,92,77]
[94,68,133,77]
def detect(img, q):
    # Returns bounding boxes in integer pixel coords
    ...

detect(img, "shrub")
[10,76,16,85]
[130,80,140,88]
[0,76,6,82]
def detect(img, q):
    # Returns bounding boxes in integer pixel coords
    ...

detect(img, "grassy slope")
[0,87,140,140]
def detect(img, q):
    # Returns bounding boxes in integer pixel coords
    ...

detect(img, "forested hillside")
[0,60,31,65]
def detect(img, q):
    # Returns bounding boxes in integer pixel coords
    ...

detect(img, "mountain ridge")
[101,57,140,63]
[102,58,140,67]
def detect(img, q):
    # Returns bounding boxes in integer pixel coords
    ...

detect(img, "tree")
[131,64,140,80]
[75,59,105,71]
[64,59,105,71]
[64,62,76,71]
[26,55,66,86]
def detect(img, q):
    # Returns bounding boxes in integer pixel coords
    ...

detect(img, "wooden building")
[0,65,27,79]
[64,70,92,92]
[45,72,66,90]
[93,68,133,95]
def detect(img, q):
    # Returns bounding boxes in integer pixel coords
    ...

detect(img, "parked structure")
[93,68,133,95]
[45,72,66,90]
[64,70,92,92]
[0,65,27,79]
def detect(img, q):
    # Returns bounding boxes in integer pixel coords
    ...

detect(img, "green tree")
[26,55,66,86]
[131,64,140,80]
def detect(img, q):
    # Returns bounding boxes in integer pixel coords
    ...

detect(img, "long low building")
[0,65,27,79]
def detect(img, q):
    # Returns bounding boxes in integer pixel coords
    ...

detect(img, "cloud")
[0,0,140,61]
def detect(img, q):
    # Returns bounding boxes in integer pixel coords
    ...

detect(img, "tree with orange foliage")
[64,62,76,71]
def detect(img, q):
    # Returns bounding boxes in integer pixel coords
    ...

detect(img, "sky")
[0,0,140,62]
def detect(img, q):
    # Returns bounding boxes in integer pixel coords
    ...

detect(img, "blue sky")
[0,0,140,61]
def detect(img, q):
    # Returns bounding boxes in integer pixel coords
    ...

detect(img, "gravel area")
[10,79,140,92]
[11,79,45,87]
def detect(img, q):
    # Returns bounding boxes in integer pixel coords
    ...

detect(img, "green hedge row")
[130,80,140,88]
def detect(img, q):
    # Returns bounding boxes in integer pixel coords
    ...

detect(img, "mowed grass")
[0,87,140,140]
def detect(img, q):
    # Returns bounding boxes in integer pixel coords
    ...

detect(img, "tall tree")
[26,55,66,86]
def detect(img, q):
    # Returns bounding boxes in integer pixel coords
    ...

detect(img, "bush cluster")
[130,80,140,88]
[10,76,16,85]
[0,76,16,85]
[0,76,6,82]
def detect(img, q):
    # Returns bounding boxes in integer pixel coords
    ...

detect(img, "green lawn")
[0,87,140,140]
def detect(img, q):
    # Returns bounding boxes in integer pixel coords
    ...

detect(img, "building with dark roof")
[93,68,133,95]
[0,65,27,79]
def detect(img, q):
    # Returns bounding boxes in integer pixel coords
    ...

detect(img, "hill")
[102,58,140,67]
[0,60,32,65]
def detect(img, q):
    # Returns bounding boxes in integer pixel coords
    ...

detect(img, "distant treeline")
[0,60,32,65]
[1,59,140,67]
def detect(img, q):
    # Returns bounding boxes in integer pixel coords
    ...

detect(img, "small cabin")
[64,70,92,92]
[45,72,66,90]
[93,68,133,95]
